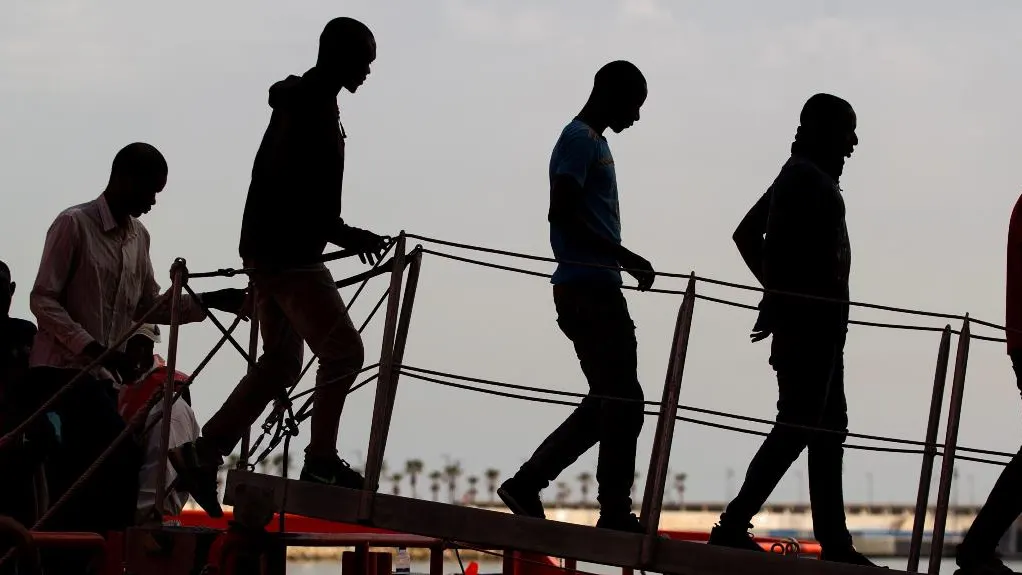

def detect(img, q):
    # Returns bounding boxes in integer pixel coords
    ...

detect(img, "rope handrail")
[396,367,1012,467]
[420,248,1004,342]
[408,232,1013,336]
[397,364,1017,461]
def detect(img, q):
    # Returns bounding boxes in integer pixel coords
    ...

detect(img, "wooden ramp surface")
[225,471,908,575]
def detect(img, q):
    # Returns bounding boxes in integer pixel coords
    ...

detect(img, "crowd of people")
[1,14,1021,575]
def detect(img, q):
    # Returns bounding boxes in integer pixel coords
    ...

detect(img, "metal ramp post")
[361,235,420,521]
[927,316,971,575]
[238,286,260,471]
[638,275,696,566]
[906,325,952,572]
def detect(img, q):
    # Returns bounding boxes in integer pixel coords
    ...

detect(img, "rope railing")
[420,248,999,343]
[408,232,1015,340]
[396,364,1016,464]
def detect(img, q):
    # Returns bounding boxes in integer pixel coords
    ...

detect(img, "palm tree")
[674,473,687,506]
[390,473,404,496]
[484,469,501,504]
[577,472,593,505]
[429,471,443,501]
[555,482,570,506]
[443,462,462,504]
[466,475,480,504]
[405,459,425,499]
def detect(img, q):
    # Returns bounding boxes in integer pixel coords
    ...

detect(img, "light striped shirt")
[29,194,206,378]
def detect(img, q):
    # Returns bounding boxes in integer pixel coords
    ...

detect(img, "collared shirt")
[29,194,206,377]
[120,355,199,519]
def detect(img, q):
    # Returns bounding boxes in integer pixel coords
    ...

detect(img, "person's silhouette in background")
[953,192,1022,575]
[0,260,41,530]
[0,261,35,396]
[170,16,388,518]
[498,60,655,533]
[710,94,874,566]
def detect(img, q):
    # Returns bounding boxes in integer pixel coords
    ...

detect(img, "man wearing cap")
[709,94,873,566]
[117,324,199,522]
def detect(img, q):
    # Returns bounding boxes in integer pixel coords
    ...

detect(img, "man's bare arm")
[733,190,771,286]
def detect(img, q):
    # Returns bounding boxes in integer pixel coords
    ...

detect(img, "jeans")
[203,263,364,460]
[722,330,853,550]
[516,285,644,516]
[958,354,1022,561]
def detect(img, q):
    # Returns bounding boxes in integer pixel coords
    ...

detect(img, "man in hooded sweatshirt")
[707,94,874,566]
[170,16,388,518]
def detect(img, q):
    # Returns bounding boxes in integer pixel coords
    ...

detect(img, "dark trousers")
[722,331,853,550]
[203,263,364,459]
[24,367,142,534]
[958,356,1022,561]
[516,285,644,516]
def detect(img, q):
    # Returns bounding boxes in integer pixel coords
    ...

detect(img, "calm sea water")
[284,558,1022,574]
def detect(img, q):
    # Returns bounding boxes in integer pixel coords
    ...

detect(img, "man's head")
[124,323,160,381]
[317,17,376,94]
[0,261,12,317]
[106,143,168,219]
[797,93,858,160]
[589,61,647,133]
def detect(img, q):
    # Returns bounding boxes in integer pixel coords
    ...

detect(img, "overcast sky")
[3,0,1022,509]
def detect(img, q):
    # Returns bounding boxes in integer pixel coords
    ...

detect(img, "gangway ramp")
[224,470,907,575]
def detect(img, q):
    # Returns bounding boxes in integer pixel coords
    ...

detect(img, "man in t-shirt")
[709,94,873,566]
[497,61,655,533]
[953,194,1022,574]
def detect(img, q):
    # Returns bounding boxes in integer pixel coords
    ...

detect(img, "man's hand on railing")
[341,226,390,266]
[618,249,655,291]
[200,288,250,320]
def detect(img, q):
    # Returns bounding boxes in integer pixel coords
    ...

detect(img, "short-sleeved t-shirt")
[548,119,622,286]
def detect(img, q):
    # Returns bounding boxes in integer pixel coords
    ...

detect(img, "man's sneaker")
[708,522,765,553]
[300,455,364,489]
[596,513,645,533]
[497,477,545,519]
[168,439,224,518]
[954,555,1018,575]
[820,547,882,567]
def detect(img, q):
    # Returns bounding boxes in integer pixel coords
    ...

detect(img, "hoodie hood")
[268,68,333,110]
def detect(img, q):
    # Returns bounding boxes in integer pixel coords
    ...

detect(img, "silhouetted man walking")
[952,192,1022,575]
[709,94,874,566]
[497,60,655,533]
[170,17,388,518]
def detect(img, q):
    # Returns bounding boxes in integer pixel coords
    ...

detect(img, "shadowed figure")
[169,16,389,519]
[497,60,655,533]
[14,142,244,570]
[707,94,876,567]
[0,260,39,532]
[952,194,1022,575]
